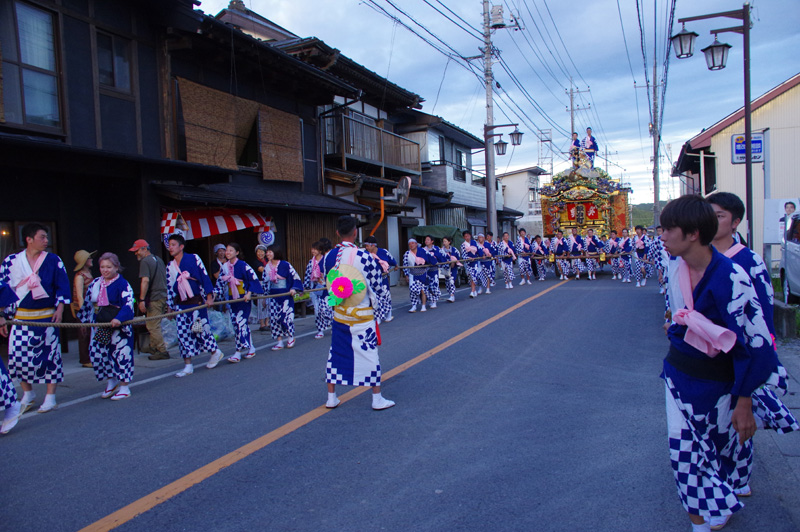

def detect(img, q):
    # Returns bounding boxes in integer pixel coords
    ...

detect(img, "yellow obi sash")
[15,307,55,321]
[333,306,374,326]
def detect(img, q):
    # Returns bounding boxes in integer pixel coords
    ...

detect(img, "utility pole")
[564,77,590,135]
[652,0,661,228]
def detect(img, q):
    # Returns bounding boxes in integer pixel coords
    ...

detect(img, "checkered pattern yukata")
[403,250,428,307]
[0,282,18,409]
[215,259,263,352]
[264,261,303,340]
[305,257,333,333]
[663,252,798,520]
[323,243,390,386]
[460,241,483,286]
[167,253,219,359]
[77,276,135,383]
[439,247,460,298]
[516,237,533,279]
[0,252,70,384]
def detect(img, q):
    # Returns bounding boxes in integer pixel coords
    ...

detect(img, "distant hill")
[630,201,668,228]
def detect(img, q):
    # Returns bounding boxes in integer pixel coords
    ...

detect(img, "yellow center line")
[80,280,568,532]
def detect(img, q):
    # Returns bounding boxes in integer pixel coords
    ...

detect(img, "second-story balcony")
[323,113,421,178]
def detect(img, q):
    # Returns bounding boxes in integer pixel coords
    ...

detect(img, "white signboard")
[763,198,799,244]
[731,132,764,164]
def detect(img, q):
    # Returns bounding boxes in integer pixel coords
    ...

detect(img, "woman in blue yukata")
[617,228,633,283]
[438,236,460,303]
[263,245,303,350]
[214,243,263,363]
[304,240,333,338]
[660,195,797,532]
[77,253,135,401]
[497,232,517,289]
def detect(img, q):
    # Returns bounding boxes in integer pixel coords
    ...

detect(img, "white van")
[780,215,800,304]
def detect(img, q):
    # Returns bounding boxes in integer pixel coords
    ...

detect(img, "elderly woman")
[214,243,263,363]
[253,244,270,331]
[263,245,303,350]
[77,252,135,401]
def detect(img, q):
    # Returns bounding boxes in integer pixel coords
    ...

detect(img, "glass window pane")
[16,2,55,71]
[113,37,130,91]
[2,62,23,123]
[0,1,19,60]
[22,68,59,127]
[96,32,114,86]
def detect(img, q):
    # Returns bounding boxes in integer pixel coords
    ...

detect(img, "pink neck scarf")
[220,263,241,296]
[722,242,746,259]
[171,260,194,300]
[673,259,737,357]
[310,256,322,281]
[98,275,119,307]
[17,251,49,300]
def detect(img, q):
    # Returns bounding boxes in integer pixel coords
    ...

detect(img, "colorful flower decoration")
[326,268,366,307]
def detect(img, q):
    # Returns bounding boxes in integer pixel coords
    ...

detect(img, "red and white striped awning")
[161,209,272,240]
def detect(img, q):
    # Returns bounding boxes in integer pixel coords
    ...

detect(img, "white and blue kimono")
[215,259,263,353]
[264,261,303,340]
[167,253,219,359]
[461,239,483,286]
[516,236,533,279]
[323,242,390,386]
[618,237,633,281]
[604,237,622,278]
[584,235,603,273]
[0,251,70,383]
[422,245,445,303]
[651,235,669,289]
[551,236,570,277]
[568,234,586,274]
[477,240,494,288]
[497,239,516,284]
[632,233,653,281]
[581,134,598,166]
[370,247,397,318]
[532,239,548,280]
[439,246,460,297]
[304,256,333,334]
[403,248,433,308]
[0,283,19,410]
[663,250,798,521]
[77,276,135,383]
[483,240,498,286]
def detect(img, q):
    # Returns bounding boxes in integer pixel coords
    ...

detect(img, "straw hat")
[74,250,96,272]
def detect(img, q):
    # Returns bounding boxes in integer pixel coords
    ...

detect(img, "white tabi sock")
[372,392,384,406]
[41,394,57,408]
[21,391,36,404]
[691,522,711,532]
[328,392,337,402]
[118,385,131,395]
[183,364,194,373]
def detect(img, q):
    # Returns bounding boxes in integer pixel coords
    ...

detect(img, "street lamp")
[701,36,732,71]
[494,138,508,156]
[484,122,522,235]
[670,2,753,248]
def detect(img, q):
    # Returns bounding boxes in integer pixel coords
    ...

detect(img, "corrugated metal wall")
[710,85,800,254]
[429,206,467,230]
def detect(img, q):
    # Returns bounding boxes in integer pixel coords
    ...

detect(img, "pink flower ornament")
[330,276,354,299]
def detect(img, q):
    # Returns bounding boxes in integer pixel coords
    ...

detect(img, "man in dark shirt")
[130,239,169,360]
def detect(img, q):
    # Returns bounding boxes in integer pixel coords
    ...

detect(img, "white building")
[672,72,800,262]
[498,166,549,237]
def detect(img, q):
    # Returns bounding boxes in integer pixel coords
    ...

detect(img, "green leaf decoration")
[327,294,344,307]
[326,268,342,285]
[351,279,366,294]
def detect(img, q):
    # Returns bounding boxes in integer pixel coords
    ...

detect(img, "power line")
[420,0,484,41]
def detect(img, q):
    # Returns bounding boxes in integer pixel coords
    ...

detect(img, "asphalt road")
[2,273,799,532]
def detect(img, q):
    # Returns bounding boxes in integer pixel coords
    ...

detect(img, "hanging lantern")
[701,35,731,71]
[670,24,698,59]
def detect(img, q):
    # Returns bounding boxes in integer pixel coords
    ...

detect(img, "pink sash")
[171,260,195,300]
[16,252,49,300]
[97,275,119,307]
[673,260,737,357]
[220,260,241,296]
[722,243,746,259]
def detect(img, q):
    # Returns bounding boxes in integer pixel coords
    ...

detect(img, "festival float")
[539,151,631,237]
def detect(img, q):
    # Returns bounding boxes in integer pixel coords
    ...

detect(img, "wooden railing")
[324,114,421,175]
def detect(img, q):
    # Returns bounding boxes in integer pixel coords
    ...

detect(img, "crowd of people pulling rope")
[0,217,669,433]
[0,191,799,532]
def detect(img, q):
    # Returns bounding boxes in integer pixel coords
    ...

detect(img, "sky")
[197,0,800,205]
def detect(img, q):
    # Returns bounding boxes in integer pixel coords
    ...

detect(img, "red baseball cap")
[128,239,150,252]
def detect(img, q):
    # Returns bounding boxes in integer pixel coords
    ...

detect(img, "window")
[0,1,61,129]
[428,132,440,163]
[96,31,131,92]
[528,189,541,215]
[454,149,466,182]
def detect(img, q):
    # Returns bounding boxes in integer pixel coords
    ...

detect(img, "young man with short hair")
[660,195,797,532]
[322,216,394,410]
[165,234,224,377]
[0,223,70,414]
